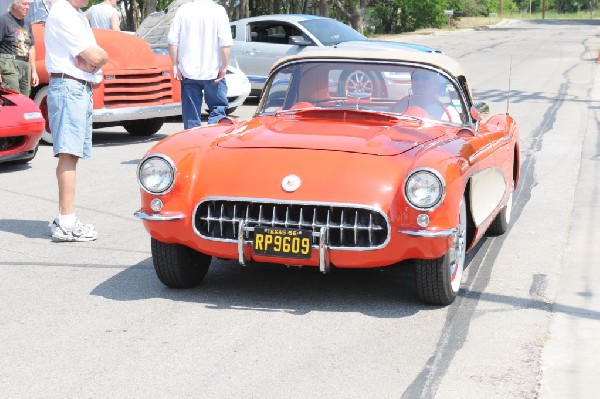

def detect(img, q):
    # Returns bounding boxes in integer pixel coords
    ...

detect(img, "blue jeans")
[181,78,228,129]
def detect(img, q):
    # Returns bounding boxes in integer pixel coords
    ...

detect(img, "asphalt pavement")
[537,50,600,398]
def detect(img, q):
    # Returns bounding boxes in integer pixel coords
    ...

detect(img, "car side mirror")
[288,36,312,46]
[473,102,489,118]
[469,102,489,131]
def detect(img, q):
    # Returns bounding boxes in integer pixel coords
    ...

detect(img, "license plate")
[253,226,312,259]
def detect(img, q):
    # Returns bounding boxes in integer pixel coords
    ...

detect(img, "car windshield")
[299,18,367,45]
[258,61,468,125]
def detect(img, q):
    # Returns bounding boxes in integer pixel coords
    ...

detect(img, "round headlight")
[138,156,175,194]
[405,169,445,210]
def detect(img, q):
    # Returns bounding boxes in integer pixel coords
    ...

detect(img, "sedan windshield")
[259,61,468,125]
[299,19,367,45]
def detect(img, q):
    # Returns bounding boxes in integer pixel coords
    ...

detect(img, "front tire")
[151,238,211,288]
[123,117,165,136]
[416,198,467,305]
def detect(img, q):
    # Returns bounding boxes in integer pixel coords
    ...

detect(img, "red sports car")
[0,87,44,164]
[135,50,520,305]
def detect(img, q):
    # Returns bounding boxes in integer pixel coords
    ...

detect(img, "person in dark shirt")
[0,0,39,95]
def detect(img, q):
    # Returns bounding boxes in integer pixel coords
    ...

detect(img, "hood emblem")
[282,174,301,192]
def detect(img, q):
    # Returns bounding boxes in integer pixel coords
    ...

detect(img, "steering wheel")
[392,94,453,121]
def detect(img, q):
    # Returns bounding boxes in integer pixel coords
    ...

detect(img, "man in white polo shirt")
[167,0,232,128]
[45,0,108,242]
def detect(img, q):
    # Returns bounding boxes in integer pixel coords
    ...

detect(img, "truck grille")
[194,198,389,249]
[102,69,173,107]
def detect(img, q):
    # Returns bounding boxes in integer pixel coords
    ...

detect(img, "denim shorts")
[48,77,93,159]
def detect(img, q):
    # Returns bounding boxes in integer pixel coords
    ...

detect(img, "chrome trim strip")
[318,226,330,273]
[238,221,246,266]
[134,210,186,221]
[93,103,181,123]
[399,228,457,238]
[191,196,391,250]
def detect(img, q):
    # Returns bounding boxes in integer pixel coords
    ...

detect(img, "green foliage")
[367,0,450,34]
[487,0,518,14]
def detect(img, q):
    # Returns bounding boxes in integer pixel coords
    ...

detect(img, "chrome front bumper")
[135,210,332,274]
[134,210,186,221]
[93,103,182,123]
[398,228,457,238]
[237,222,331,274]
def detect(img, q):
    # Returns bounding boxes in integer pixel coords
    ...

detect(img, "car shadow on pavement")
[90,257,423,318]
[91,131,170,147]
[0,218,50,239]
[0,163,33,173]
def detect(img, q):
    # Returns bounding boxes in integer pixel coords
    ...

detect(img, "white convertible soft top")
[272,49,467,79]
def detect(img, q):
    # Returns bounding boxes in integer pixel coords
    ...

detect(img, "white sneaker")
[49,218,98,242]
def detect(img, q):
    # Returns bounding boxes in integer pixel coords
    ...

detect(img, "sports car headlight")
[404,169,445,210]
[138,155,175,194]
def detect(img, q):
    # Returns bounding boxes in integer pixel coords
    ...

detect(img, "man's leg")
[0,59,20,92]
[56,153,79,215]
[47,78,97,241]
[204,79,229,125]
[16,60,31,96]
[181,78,203,129]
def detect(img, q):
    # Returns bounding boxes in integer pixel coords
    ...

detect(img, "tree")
[330,0,372,33]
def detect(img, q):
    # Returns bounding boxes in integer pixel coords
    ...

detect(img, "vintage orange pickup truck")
[0,0,181,143]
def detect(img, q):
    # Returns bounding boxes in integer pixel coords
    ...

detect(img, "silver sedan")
[230,14,440,95]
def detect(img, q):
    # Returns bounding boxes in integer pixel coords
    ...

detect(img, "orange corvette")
[135,50,520,305]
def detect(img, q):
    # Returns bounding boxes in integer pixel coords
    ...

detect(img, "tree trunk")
[145,0,158,15]
[240,0,249,18]
[318,0,329,16]
[330,0,370,34]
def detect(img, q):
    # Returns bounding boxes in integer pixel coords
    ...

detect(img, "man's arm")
[29,45,39,87]
[168,43,182,80]
[76,45,108,73]
[110,11,120,31]
[215,46,230,83]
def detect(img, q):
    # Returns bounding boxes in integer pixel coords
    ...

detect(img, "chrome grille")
[102,69,173,107]
[194,198,389,249]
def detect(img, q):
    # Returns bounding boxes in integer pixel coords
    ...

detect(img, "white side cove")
[469,167,506,226]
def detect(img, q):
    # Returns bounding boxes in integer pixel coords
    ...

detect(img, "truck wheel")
[123,118,165,136]
[151,238,211,288]
[415,198,467,306]
[33,86,53,144]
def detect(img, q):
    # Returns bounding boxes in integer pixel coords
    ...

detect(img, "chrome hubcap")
[449,201,467,292]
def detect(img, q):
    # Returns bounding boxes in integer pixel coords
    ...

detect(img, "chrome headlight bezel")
[404,168,446,211]
[137,154,176,195]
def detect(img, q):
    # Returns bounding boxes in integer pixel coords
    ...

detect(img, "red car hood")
[93,30,158,70]
[216,110,449,156]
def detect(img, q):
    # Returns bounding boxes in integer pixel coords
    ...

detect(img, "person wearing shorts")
[45,0,108,242]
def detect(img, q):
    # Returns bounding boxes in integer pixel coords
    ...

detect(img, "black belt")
[50,73,94,88]
[0,53,28,62]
